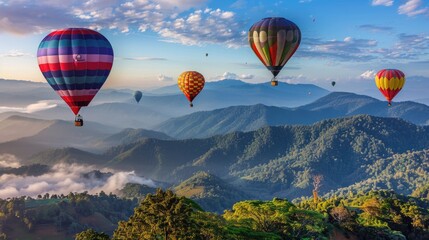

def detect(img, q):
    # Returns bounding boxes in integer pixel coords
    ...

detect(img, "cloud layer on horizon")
[0,158,155,199]
[0,100,57,114]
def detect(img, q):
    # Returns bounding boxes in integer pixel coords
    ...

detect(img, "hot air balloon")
[249,17,301,86]
[205,53,208,57]
[331,81,336,87]
[37,28,114,126]
[134,90,143,103]
[178,71,205,107]
[375,69,405,106]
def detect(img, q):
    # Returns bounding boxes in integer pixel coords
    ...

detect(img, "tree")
[223,198,294,233]
[286,209,331,239]
[43,193,50,200]
[330,206,352,224]
[312,174,323,203]
[192,211,229,240]
[75,228,110,240]
[224,198,331,239]
[361,198,382,217]
[113,188,198,239]
[329,206,357,232]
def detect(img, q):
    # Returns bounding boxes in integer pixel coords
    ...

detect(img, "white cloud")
[158,8,244,47]
[344,36,353,42]
[381,33,429,59]
[372,0,394,6]
[0,100,57,114]
[359,24,393,33]
[299,37,378,61]
[240,74,254,80]
[0,163,156,198]
[122,57,167,61]
[360,70,376,79]
[0,50,32,57]
[398,0,428,16]
[0,1,245,47]
[158,74,173,81]
[0,154,21,168]
[221,72,254,80]
[277,74,307,84]
[154,0,207,11]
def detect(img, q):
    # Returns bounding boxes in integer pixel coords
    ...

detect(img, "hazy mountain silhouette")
[155,92,429,139]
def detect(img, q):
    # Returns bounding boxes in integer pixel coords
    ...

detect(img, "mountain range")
[0,79,330,129]
[2,78,429,212]
[2,78,428,132]
[1,90,427,174]
[155,92,429,139]
[0,116,172,158]
[21,115,429,202]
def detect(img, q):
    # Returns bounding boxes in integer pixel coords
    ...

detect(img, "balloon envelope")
[331,81,336,87]
[134,90,143,103]
[248,17,301,79]
[178,71,205,105]
[37,28,114,115]
[375,69,405,105]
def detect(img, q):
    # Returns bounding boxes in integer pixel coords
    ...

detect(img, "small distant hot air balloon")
[331,81,336,87]
[375,69,405,106]
[249,17,301,86]
[134,90,142,103]
[37,28,114,126]
[178,71,205,107]
[205,53,208,57]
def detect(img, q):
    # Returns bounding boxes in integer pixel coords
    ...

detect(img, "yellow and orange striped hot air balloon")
[375,69,405,106]
[178,71,205,107]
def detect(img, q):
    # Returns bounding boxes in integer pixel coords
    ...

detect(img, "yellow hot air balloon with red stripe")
[178,71,205,107]
[375,69,405,106]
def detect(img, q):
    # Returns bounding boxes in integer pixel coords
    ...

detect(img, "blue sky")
[0,0,428,91]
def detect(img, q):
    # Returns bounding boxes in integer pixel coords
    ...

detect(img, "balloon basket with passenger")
[271,78,278,86]
[74,114,83,127]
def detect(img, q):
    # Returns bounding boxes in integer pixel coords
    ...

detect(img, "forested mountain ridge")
[328,149,429,198]
[26,115,429,203]
[155,92,429,139]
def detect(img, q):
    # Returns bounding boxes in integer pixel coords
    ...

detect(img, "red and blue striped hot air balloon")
[249,17,301,86]
[37,28,114,125]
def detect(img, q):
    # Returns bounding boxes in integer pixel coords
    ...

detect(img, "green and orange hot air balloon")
[375,69,405,106]
[178,71,205,107]
[248,17,301,86]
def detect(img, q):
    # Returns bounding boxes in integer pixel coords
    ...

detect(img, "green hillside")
[173,171,252,213]
[26,115,429,204]
[0,192,136,240]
